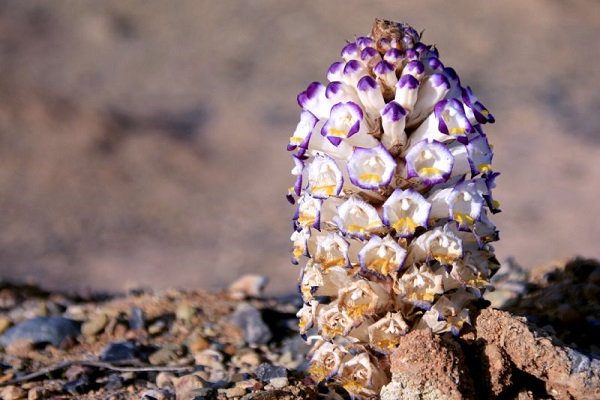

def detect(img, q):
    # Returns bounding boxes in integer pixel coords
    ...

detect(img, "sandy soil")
[0,1,598,294]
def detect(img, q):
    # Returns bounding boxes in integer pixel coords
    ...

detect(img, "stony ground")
[0,258,598,400]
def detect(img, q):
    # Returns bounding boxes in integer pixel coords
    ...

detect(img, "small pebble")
[27,387,44,400]
[148,343,183,365]
[230,303,272,345]
[155,371,175,389]
[219,386,246,397]
[269,377,289,389]
[0,316,80,348]
[176,304,196,322]
[0,316,12,335]
[174,373,206,398]
[81,313,109,337]
[129,306,146,331]
[99,341,139,362]
[1,385,27,400]
[255,363,287,381]
[227,274,268,300]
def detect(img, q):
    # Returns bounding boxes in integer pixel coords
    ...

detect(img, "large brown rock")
[384,308,600,400]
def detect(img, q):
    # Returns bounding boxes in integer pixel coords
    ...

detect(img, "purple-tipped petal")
[449,180,486,231]
[327,61,345,82]
[341,42,359,61]
[356,36,375,49]
[294,194,323,231]
[307,153,344,199]
[356,76,385,117]
[359,235,407,276]
[321,101,363,146]
[373,60,398,89]
[360,47,382,68]
[466,134,493,176]
[298,82,331,119]
[347,143,397,190]
[402,60,425,80]
[343,59,369,86]
[434,99,474,141]
[395,75,420,111]
[405,139,454,186]
[288,110,318,154]
[325,81,361,105]
[462,86,495,124]
[381,101,408,153]
[333,195,383,240]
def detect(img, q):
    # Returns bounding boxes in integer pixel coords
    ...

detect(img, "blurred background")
[0,0,598,294]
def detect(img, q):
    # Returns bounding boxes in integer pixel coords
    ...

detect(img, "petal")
[409,98,474,145]
[297,82,332,120]
[325,81,362,106]
[409,73,450,125]
[327,61,345,82]
[342,59,369,87]
[356,76,386,119]
[382,188,431,238]
[307,153,344,198]
[358,234,407,276]
[294,194,322,230]
[338,279,391,324]
[380,101,408,155]
[360,46,382,69]
[394,74,420,112]
[466,134,494,176]
[367,312,409,354]
[341,42,360,61]
[347,144,397,190]
[333,195,383,240]
[321,102,363,146]
[288,110,317,154]
[405,139,454,186]
[313,232,351,269]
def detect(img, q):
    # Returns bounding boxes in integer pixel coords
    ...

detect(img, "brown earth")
[0,1,598,295]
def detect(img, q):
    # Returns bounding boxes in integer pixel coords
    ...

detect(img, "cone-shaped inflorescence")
[287,19,500,398]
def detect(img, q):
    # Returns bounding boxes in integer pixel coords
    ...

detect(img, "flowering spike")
[288,19,500,398]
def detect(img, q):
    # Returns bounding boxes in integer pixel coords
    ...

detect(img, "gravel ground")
[0,258,598,399]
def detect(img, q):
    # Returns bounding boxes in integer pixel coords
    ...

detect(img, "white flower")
[394,264,444,308]
[308,340,350,381]
[382,188,431,238]
[334,195,384,240]
[358,234,407,276]
[367,312,409,354]
[338,279,391,324]
[338,352,389,398]
[307,153,344,199]
[405,223,463,266]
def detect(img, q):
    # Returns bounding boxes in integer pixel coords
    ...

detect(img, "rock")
[27,387,45,400]
[231,349,261,371]
[384,329,474,400]
[269,377,289,389]
[129,306,145,330]
[63,376,90,395]
[219,386,246,397]
[0,316,12,335]
[175,304,197,322]
[99,340,139,362]
[0,316,80,348]
[1,385,27,400]
[230,303,272,345]
[174,373,207,398]
[155,371,176,389]
[148,343,184,365]
[474,308,600,400]
[140,389,168,400]
[256,363,288,381]
[81,313,109,337]
[227,274,269,300]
